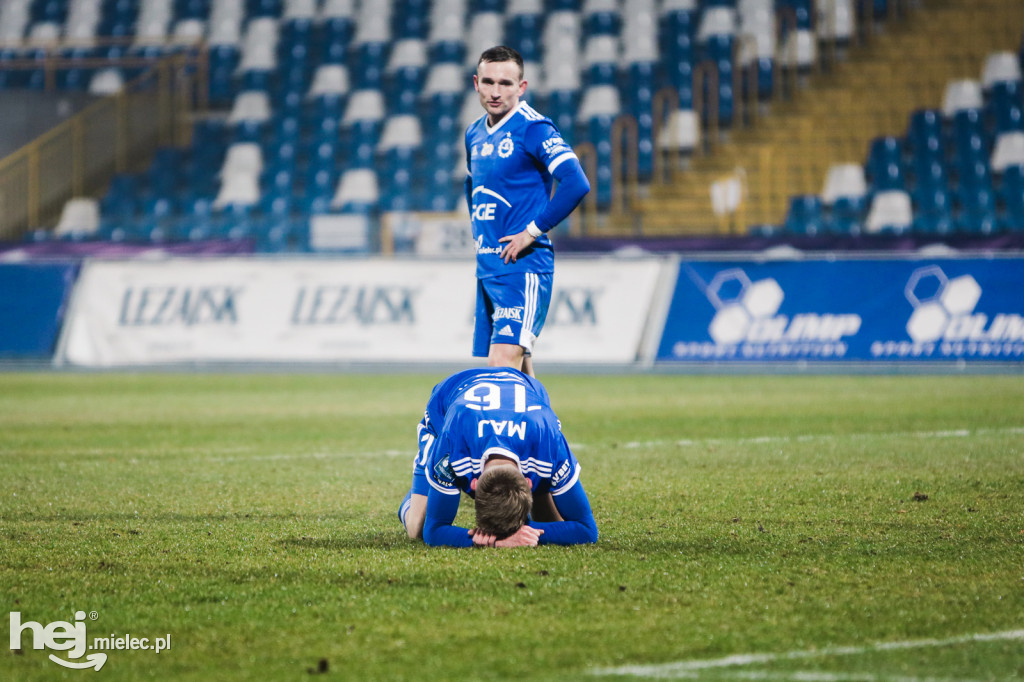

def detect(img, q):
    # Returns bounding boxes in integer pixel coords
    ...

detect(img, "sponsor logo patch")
[493,306,524,321]
[551,460,571,487]
[433,455,456,487]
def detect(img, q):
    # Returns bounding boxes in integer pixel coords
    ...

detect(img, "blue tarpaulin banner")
[656,258,1024,363]
[0,262,79,356]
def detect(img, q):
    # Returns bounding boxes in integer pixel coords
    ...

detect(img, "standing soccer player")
[466,46,591,376]
[398,367,598,548]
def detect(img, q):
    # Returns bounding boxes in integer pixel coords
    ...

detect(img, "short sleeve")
[524,120,578,176]
[548,432,582,496]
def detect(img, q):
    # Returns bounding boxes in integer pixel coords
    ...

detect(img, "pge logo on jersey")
[871,266,1024,358]
[673,269,861,359]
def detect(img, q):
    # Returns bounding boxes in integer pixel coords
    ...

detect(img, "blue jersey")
[465,102,578,280]
[419,367,581,498]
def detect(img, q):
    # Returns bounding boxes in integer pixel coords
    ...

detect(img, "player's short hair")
[477,45,525,81]
[474,465,532,539]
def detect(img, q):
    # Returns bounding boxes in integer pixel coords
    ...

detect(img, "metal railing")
[0,46,206,240]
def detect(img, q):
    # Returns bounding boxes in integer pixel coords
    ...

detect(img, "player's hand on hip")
[499,229,536,264]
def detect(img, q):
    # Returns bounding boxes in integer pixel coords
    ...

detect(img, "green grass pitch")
[2,372,1022,681]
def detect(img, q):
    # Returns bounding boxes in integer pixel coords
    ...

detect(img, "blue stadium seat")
[247,0,282,18]
[319,17,353,64]
[208,45,241,105]
[951,108,991,168]
[912,158,948,194]
[350,42,388,90]
[990,80,1023,134]
[828,195,866,235]
[175,0,210,19]
[700,33,735,127]
[784,194,826,235]
[908,109,945,165]
[623,60,657,180]
[546,90,579,145]
[957,183,998,234]
[507,12,542,62]
[912,187,954,235]
[1001,164,1024,230]
[866,136,906,191]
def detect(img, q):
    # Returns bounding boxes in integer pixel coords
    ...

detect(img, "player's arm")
[499,158,591,263]
[421,486,474,548]
[529,481,598,545]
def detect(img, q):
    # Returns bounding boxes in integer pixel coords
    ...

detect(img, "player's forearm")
[530,517,598,545]
[532,483,598,545]
[422,520,475,548]
[533,161,591,232]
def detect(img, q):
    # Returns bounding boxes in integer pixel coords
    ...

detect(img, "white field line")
[620,426,1024,451]
[205,449,408,463]
[590,629,1024,679]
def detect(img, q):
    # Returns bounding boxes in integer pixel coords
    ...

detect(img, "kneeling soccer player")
[398,367,598,548]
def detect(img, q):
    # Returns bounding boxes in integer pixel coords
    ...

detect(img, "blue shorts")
[473,272,553,357]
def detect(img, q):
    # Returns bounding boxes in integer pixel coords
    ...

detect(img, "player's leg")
[472,278,495,360]
[482,272,552,375]
[488,342,526,372]
[399,490,428,540]
[521,353,535,377]
[400,422,435,541]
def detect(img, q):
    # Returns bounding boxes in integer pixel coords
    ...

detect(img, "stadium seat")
[385,38,427,114]
[1000,164,1024,230]
[956,183,998,234]
[578,84,620,208]
[866,136,906,192]
[828,195,866,235]
[990,80,1023,135]
[951,108,990,172]
[378,114,423,210]
[821,163,868,206]
[942,79,983,118]
[228,90,272,142]
[816,0,855,46]
[622,58,657,179]
[981,51,1022,91]
[784,194,826,235]
[464,12,505,71]
[506,0,543,61]
[912,186,954,235]
[331,168,380,213]
[582,0,620,38]
[89,68,124,95]
[427,0,465,64]
[991,131,1024,174]
[342,88,386,167]
[54,197,101,240]
[657,108,700,155]
[582,35,619,87]
[865,189,913,234]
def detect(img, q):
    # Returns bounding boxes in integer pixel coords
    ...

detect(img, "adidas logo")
[497,325,514,337]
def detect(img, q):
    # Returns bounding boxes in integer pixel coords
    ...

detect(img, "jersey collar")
[485,101,524,136]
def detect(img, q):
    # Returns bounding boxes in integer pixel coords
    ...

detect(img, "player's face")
[474,60,527,125]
